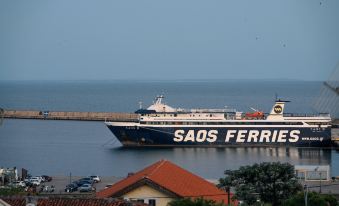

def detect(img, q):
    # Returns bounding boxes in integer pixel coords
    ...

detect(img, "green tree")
[218,162,302,206]
[282,191,338,206]
[168,198,225,206]
[0,187,26,196]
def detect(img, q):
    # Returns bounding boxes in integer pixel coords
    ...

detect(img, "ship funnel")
[267,99,290,120]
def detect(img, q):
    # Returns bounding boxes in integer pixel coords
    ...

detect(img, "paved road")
[301,180,339,194]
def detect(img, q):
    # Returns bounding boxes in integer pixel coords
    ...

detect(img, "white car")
[11,181,26,187]
[89,175,101,183]
[31,180,40,186]
[35,176,44,182]
[29,177,42,183]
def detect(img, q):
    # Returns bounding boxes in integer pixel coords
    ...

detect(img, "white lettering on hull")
[173,129,301,143]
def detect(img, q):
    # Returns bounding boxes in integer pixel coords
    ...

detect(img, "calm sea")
[0,80,338,179]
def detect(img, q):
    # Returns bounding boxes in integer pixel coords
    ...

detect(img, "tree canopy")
[168,198,225,206]
[282,191,338,206]
[218,162,302,206]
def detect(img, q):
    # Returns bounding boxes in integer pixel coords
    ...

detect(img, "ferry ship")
[105,96,332,147]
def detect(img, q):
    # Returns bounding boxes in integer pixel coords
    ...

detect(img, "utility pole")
[226,186,231,206]
[304,184,308,206]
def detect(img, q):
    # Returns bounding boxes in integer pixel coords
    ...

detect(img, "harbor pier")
[2,110,138,122]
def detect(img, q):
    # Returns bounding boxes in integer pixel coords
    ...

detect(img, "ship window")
[210,114,212,117]
[174,114,177,117]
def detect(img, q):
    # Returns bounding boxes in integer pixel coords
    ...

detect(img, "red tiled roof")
[1,198,25,206]
[96,160,235,204]
[1,197,128,206]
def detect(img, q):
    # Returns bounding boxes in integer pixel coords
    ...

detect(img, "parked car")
[31,180,40,186]
[29,177,41,183]
[44,185,55,193]
[72,180,81,187]
[24,181,33,187]
[73,180,92,187]
[35,176,44,182]
[41,175,52,182]
[89,175,101,183]
[9,181,26,187]
[81,180,93,186]
[79,177,94,184]
[78,184,95,192]
[65,183,78,193]
[104,184,112,189]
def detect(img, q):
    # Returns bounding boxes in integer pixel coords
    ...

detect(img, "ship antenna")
[138,101,143,109]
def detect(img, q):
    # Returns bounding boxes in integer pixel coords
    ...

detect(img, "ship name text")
[173,129,300,143]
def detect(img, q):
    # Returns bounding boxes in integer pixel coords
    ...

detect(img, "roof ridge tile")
[147,159,167,177]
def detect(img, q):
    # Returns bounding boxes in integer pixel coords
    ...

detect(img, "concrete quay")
[3,110,138,122]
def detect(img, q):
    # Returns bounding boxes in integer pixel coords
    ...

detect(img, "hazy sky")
[1,0,339,81]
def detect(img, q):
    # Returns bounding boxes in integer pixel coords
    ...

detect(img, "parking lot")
[34,176,123,195]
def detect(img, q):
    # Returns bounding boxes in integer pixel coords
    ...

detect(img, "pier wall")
[3,110,138,122]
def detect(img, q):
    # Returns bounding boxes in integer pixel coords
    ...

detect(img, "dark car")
[79,178,94,184]
[42,175,52,182]
[73,180,92,187]
[24,181,33,187]
[65,183,78,193]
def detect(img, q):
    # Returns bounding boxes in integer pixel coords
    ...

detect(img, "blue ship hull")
[107,125,333,147]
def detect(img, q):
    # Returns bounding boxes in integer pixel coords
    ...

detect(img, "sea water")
[0,80,338,179]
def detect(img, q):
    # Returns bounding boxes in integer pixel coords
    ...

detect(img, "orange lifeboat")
[245,107,265,119]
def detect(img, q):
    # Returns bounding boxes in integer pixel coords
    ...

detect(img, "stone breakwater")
[3,110,138,122]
